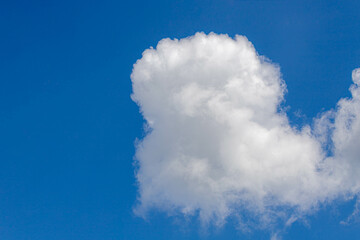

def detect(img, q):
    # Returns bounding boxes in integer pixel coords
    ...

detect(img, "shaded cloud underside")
[131,33,360,229]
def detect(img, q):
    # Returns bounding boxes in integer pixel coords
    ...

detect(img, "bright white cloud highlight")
[131,32,360,228]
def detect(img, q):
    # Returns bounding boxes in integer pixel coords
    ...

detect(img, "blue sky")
[1,0,360,239]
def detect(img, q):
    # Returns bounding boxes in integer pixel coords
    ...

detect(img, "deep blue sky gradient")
[1,0,360,239]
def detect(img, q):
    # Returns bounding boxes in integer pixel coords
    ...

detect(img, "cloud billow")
[131,32,360,229]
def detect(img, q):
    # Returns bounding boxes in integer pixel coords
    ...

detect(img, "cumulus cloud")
[317,68,360,194]
[131,32,360,229]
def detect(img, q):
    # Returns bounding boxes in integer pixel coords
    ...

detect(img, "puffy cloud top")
[131,32,360,228]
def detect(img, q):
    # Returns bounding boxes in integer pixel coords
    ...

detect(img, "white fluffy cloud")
[131,32,360,228]
[320,68,360,194]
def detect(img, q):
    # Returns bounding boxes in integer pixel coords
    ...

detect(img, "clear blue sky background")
[1,0,360,239]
